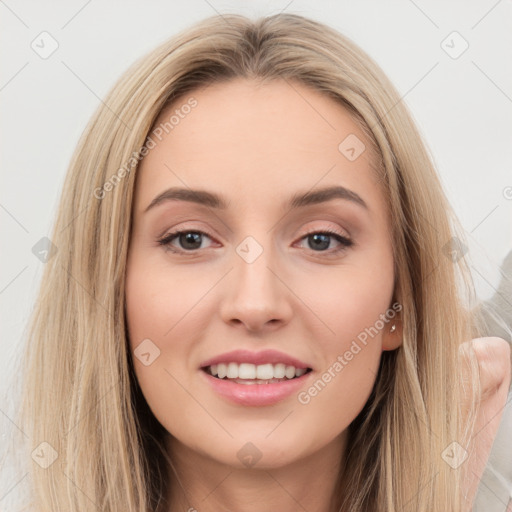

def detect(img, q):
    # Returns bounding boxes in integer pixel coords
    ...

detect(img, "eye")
[157,228,354,256]
[295,228,353,254]
[157,229,215,253]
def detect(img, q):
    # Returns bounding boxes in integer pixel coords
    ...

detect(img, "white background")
[1,0,511,508]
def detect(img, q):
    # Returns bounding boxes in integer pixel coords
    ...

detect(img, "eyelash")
[157,227,354,257]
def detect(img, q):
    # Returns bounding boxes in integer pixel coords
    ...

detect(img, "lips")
[199,349,313,406]
[199,349,311,369]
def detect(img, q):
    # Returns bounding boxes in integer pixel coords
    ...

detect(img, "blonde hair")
[11,13,486,511]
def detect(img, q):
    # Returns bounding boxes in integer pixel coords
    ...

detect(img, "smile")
[203,362,311,384]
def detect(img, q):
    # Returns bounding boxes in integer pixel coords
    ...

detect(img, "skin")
[124,78,510,511]
[461,337,511,511]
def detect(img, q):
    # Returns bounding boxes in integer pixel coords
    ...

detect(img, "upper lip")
[200,349,311,369]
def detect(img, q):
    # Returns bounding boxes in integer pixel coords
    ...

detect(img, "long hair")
[11,13,485,511]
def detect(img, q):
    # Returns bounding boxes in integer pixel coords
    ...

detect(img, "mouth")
[201,362,313,385]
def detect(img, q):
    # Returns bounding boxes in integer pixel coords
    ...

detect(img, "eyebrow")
[143,185,368,213]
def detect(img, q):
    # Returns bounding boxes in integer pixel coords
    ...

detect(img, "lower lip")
[201,370,312,406]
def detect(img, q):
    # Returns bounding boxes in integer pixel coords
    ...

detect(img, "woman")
[14,13,511,512]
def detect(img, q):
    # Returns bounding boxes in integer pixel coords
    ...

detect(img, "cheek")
[293,271,391,434]
[296,255,394,352]
[293,250,394,406]
[125,256,213,349]
[124,256,216,434]
[124,252,224,388]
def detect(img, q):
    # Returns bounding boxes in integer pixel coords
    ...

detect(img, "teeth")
[217,363,227,379]
[256,363,273,380]
[274,363,285,378]
[239,363,256,379]
[207,362,309,380]
[227,362,238,379]
[285,365,296,379]
[234,378,288,385]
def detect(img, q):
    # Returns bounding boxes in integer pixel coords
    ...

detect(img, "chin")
[201,428,326,470]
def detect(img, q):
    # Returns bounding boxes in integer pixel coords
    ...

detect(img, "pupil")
[180,232,202,250]
[309,233,330,251]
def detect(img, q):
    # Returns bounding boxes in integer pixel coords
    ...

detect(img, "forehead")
[134,78,388,221]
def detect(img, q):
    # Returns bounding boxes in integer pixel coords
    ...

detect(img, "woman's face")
[125,78,401,469]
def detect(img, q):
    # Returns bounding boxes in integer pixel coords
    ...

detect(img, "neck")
[164,432,347,512]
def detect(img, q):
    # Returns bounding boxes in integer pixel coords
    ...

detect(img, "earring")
[390,324,396,333]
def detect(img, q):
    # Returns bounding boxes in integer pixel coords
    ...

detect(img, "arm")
[461,337,511,511]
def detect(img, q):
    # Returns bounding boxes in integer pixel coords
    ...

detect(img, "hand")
[459,337,511,511]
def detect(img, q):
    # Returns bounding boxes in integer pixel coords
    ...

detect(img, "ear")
[382,317,403,351]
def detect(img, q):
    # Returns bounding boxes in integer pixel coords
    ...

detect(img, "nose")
[218,241,293,333]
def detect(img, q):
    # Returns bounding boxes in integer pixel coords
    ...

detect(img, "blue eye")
[157,228,353,255]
